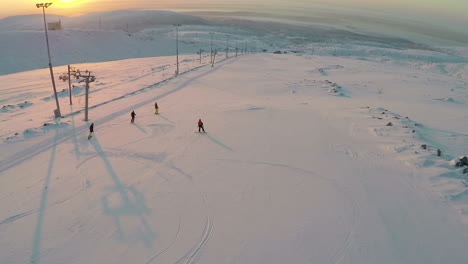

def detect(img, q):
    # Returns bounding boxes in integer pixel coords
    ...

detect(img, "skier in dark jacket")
[154,102,159,114]
[88,123,94,140]
[198,119,205,132]
[131,111,136,123]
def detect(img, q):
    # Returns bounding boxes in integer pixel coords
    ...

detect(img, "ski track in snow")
[173,193,214,264]
[144,217,182,264]
[142,161,215,263]
[330,187,361,264]
[179,216,214,264]
[170,168,214,264]
[0,181,87,226]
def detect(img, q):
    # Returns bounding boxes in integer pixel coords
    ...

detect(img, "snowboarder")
[88,123,94,140]
[131,111,136,123]
[154,102,159,114]
[198,119,205,133]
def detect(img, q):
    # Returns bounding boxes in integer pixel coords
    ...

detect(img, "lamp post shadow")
[90,136,155,247]
[132,123,147,134]
[31,130,58,264]
[204,134,234,152]
[69,105,81,161]
[156,114,174,124]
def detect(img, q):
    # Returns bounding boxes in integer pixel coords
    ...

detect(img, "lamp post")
[37,2,61,118]
[209,32,214,64]
[76,72,95,121]
[174,24,181,75]
[226,34,230,58]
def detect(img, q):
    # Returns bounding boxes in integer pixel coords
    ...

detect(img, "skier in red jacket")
[198,119,205,132]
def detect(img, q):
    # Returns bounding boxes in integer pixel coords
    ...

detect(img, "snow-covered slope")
[2,26,467,77]
[0,26,252,75]
[1,49,468,263]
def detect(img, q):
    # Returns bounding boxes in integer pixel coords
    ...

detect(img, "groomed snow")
[1,49,468,263]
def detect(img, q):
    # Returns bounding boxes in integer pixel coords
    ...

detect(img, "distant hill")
[0,28,206,75]
[0,10,207,32]
[0,10,212,75]
[0,14,67,31]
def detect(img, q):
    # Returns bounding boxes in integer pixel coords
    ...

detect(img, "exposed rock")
[454,156,468,167]
[386,122,392,126]
[421,144,427,150]
[461,156,468,166]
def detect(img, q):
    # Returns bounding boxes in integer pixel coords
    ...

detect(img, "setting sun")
[50,0,93,13]
[54,0,85,9]
[58,0,77,3]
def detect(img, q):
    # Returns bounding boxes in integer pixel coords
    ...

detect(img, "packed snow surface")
[1,49,468,263]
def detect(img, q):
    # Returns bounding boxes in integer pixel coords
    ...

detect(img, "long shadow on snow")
[90,136,155,247]
[203,133,234,152]
[87,65,171,96]
[30,130,58,264]
[69,105,81,161]
[61,57,231,120]
[156,114,174,124]
[0,57,239,174]
[132,123,147,134]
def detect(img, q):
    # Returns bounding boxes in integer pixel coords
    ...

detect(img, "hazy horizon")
[3,1,468,23]
[2,1,468,46]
